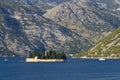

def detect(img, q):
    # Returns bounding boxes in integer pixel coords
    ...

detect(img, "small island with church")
[26,50,67,62]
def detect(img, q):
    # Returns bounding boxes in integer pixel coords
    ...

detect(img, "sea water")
[0,57,120,80]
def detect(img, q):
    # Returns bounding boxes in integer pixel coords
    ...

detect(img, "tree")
[29,50,67,60]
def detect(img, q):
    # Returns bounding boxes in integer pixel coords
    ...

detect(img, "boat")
[99,58,105,61]
[12,55,15,57]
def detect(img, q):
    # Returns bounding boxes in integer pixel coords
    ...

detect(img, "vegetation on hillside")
[75,27,120,58]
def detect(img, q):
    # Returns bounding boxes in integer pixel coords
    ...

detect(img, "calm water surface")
[0,57,120,80]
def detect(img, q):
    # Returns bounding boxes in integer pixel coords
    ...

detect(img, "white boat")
[99,58,105,61]
[12,55,15,57]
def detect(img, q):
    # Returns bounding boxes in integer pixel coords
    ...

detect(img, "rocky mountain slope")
[44,0,120,44]
[75,27,120,58]
[1,0,120,56]
[0,0,91,56]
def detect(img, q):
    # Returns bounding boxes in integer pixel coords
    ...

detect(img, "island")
[26,50,66,62]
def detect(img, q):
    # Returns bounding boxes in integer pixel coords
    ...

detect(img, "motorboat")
[99,58,105,61]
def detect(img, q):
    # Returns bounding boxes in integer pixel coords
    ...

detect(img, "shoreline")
[72,56,120,59]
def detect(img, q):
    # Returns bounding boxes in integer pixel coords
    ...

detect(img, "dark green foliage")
[29,51,39,58]
[29,50,67,60]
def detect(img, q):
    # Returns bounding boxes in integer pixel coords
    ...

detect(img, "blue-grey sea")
[0,57,120,80]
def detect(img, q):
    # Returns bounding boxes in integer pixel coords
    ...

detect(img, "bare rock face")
[0,0,91,56]
[0,0,120,56]
[44,0,120,44]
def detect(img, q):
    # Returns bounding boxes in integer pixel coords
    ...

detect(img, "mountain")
[44,0,120,44]
[75,27,120,58]
[1,0,120,56]
[0,0,91,56]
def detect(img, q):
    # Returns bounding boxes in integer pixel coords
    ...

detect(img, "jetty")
[26,56,65,62]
